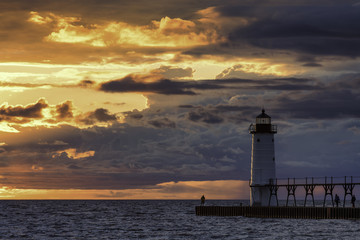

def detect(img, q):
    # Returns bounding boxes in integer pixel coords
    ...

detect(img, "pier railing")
[250,176,360,207]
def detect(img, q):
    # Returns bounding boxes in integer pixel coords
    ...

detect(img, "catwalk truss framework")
[250,176,360,207]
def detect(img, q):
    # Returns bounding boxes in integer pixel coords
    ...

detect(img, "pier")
[195,206,360,219]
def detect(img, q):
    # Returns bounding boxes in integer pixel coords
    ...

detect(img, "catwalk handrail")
[249,176,360,187]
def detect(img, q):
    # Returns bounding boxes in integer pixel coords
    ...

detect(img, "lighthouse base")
[250,186,277,206]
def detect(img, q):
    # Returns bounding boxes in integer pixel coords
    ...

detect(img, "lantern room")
[249,109,277,134]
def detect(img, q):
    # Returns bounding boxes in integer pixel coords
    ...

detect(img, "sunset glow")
[0,180,249,200]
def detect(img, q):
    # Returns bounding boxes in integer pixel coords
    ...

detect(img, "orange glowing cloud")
[53,148,95,160]
[28,12,222,48]
[0,98,121,132]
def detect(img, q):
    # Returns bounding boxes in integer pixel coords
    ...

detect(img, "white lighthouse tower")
[249,109,277,206]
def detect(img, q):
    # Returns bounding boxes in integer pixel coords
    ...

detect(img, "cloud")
[216,64,284,79]
[53,148,95,160]
[0,98,121,130]
[99,74,321,95]
[0,115,251,189]
[96,190,134,198]
[29,12,221,48]
[0,98,48,123]
[77,108,118,125]
[187,108,224,124]
[273,75,360,119]
[302,63,323,67]
[150,65,194,79]
[28,11,53,25]
[148,118,176,128]
[124,110,143,120]
[99,75,214,95]
[38,140,68,146]
[224,3,360,57]
[348,126,360,135]
[78,80,96,88]
[55,101,73,119]
[275,90,360,119]
[91,108,117,122]
[180,104,256,125]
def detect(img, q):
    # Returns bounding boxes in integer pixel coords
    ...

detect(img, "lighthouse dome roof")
[256,109,271,119]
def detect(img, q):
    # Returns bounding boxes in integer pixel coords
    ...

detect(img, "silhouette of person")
[351,195,356,208]
[201,195,205,206]
[335,194,340,207]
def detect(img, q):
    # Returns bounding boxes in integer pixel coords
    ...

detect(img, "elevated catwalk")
[195,206,360,219]
[259,176,360,207]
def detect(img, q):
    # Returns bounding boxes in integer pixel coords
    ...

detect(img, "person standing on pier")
[335,194,340,207]
[351,195,356,208]
[201,195,205,206]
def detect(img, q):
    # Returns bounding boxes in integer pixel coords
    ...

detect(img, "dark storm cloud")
[181,104,257,125]
[99,75,322,95]
[0,98,48,121]
[148,118,176,128]
[55,101,73,119]
[1,125,81,153]
[150,66,194,79]
[302,63,323,67]
[274,76,360,119]
[78,108,118,125]
[0,121,249,189]
[276,90,360,119]
[211,78,323,91]
[296,56,323,67]
[187,109,224,124]
[92,108,117,122]
[176,74,360,121]
[67,164,82,170]
[124,110,143,120]
[78,80,95,88]
[0,0,224,32]
[99,75,222,95]
[224,3,360,57]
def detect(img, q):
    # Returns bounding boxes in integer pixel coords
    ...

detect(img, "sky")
[0,0,360,199]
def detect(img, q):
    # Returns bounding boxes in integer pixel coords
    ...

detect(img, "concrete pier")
[195,206,360,219]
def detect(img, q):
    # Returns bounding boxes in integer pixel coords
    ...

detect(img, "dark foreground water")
[0,200,359,239]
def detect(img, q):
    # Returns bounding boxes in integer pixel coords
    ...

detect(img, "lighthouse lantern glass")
[256,117,270,124]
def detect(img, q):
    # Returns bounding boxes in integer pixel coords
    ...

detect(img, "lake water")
[0,200,359,239]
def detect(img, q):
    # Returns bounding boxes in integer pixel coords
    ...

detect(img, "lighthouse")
[249,109,277,206]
